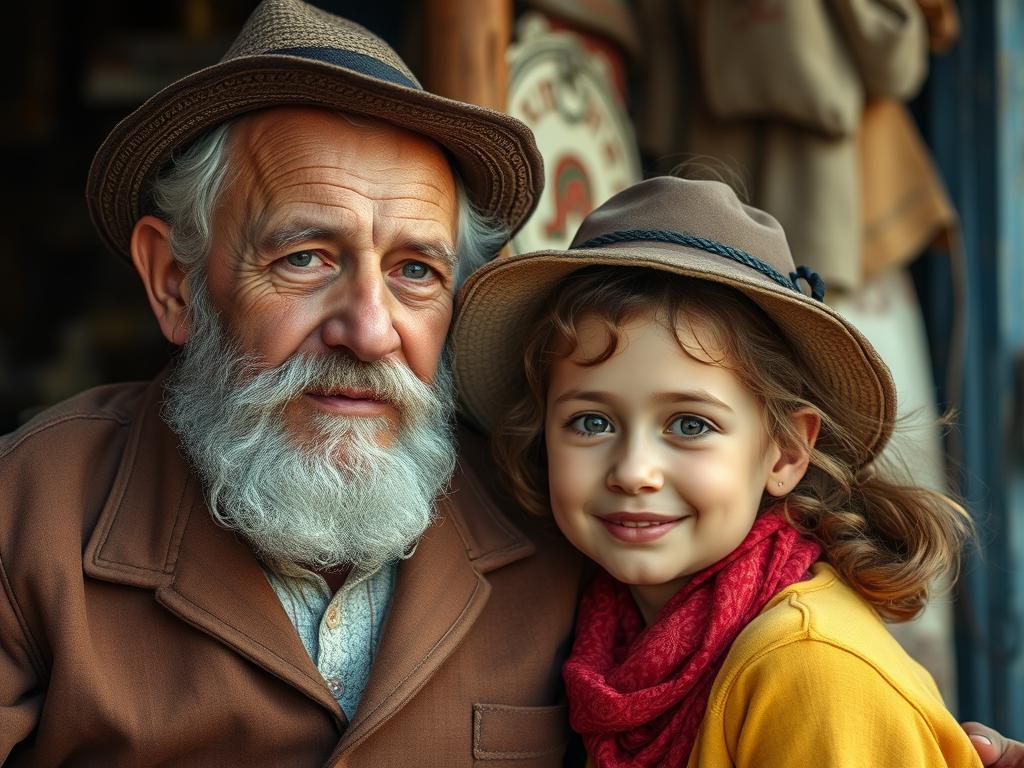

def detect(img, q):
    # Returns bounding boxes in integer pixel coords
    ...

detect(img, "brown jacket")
[0,377,583,766]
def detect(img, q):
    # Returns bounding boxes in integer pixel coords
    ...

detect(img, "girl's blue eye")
[569,413,614,435]
[285,251,317,268]
[402,262,431,279]
[668,415,711,437]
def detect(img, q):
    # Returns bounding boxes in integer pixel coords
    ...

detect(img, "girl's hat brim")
[86,0,542,261]
[453,177,896,467]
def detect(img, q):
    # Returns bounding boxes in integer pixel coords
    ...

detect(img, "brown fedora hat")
[87,0,544,261]
[453,176,896,465]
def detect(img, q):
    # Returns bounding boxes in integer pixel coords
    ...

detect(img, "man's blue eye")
[669,416,710,437]
[286,251,316,268]
[570,414,613,434]
[402,262,430,279]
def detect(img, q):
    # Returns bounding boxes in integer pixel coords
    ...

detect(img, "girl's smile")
[596,512,689,543]
[544,310,789,621]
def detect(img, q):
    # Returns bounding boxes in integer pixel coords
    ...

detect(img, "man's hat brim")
[87,53,544,261]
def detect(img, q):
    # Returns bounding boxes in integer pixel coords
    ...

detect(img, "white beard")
[162,275,457,573]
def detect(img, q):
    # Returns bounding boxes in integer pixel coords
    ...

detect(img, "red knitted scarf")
[563,510,822,767]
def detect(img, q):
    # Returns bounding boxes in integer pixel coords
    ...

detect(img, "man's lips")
[597,512,688,543]
[303,388,394,417]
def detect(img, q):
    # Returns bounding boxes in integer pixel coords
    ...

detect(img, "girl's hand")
[963,722,1024,767]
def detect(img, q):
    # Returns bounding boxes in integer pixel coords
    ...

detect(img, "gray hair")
[147,118,508,285]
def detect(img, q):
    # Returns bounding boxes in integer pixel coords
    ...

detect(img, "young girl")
[452,177,980,767]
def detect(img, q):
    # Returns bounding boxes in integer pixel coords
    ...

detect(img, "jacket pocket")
[472,702,569,762]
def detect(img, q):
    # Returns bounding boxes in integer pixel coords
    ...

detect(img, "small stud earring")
[777,481,784,488]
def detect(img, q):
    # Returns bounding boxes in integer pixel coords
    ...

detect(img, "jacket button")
[326,606,340,629]
[327,676,344,697]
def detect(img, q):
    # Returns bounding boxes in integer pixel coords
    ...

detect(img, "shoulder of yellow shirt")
[700,561,981,766]
[722,562,940,696]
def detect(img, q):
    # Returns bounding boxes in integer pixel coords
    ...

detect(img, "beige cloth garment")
[522,0,641,57]
[699,0,927,136]
[655,0,931,292]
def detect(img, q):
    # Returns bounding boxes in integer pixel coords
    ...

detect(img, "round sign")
[507,17,642,253]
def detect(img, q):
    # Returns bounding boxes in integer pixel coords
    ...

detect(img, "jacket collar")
[83,375,536,731]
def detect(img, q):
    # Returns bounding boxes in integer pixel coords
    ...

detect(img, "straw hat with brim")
[453,176,896,467]
[87,0,543,262]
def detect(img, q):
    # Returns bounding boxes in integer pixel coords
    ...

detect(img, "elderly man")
[0,0,579,764]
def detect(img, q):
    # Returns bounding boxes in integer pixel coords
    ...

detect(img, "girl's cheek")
[551,451,582,483]
[547,459,583,516]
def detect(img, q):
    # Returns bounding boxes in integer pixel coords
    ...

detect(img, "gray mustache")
[222,351,442,425]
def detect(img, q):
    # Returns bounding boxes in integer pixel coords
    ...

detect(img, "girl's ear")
[766,407,821,496]
[131,215,190,346]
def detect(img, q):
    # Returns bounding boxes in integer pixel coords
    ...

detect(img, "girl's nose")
[606,438,664,494]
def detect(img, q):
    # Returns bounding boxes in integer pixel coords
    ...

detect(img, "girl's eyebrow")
[655,391,734,413]
[552,389,611,405]
[553,389,734,413]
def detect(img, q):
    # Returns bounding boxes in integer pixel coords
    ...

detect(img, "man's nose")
[318,267,402,361]
[606,436,664,495]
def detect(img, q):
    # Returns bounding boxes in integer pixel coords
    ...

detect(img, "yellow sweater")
[687,563,981,767]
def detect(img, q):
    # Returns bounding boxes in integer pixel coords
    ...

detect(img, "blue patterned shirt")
[264,561,398,718]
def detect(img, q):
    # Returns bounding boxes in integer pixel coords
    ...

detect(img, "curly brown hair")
[492,266,973,622]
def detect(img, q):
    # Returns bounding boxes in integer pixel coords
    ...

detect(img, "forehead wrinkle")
[374,163,453,197]
[273,176,453,214]
[232,124,451,208]
[374,194,455,217]
[268,161,447,192]
[265,179,453,231]
[263,155,453,208]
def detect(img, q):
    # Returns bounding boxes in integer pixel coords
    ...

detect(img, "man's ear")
[765,407,821,496]
[131,216,190,346]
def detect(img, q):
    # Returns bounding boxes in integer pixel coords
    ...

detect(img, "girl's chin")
[610,567,692,590]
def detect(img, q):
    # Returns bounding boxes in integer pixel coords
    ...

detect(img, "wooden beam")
[423,0,511,110]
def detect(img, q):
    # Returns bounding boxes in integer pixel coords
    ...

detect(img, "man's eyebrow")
[404,239,458,271]
[258,222,339,253]
[253,223,457,270]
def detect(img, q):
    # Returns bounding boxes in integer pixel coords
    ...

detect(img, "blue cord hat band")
[571,228,826,301]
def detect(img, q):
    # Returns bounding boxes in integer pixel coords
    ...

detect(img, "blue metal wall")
[928,0,1024,737]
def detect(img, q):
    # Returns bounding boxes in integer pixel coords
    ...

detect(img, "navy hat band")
[269,46,420,90]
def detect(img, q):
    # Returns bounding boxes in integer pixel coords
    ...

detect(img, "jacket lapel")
[156,497,343,721]
[83,376,341,723]
[330,454,536,758]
